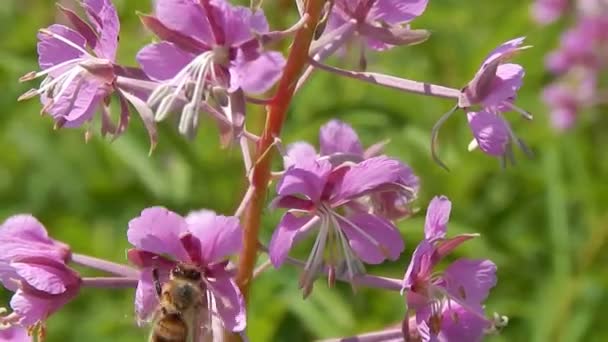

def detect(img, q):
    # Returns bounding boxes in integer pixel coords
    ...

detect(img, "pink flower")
[434,37,533,163]
[270,153,409,295]
[137,0,285,137]
[18,0,157,145]
[0,215,80,329]
[402,197,496,341]
[126,207,245,332]
[326,0,430,51]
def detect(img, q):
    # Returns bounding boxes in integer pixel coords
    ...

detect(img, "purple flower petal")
[467,111,511,156]
[339,212,404,264]
[37,24,86,73]
[136,42,194,81]
[12,261,69,295]
[9,290,56,326]
[0,325,30,342]
[284,142,317,168]
[439,302,487,342]
[269,213,317,267]
[443,259,497,306]
[402,240,438,310]
[44,76,105,127]
[331,156,404,203]
[127,207,190,261]
[229,51,285,94]
[0,215,69,262]
[213,0,269,46]
[207,272,246,332]
[155,0,214,46]
[424,196,451,241]
[134,268,163,321]
[481,37,527,69]
[276,159,332,202]
[369,0,429,24]
[186,211,242,265]
[83,0,120,59]
[271,195,315,211]
[319,120,364,157]
[481,63,524,108]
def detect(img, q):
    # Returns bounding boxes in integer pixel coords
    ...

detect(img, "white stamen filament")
[300,215,330,291]
[39,28,92,57]
[148,51,216,123]
[332,211,389,256]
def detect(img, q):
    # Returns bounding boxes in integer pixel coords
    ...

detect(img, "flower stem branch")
[309,58,462,100]
[71,253,139,278]
[235,0,327,300]
[81,277,139,288]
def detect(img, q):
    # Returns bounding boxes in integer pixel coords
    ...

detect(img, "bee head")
[171,263,202,282]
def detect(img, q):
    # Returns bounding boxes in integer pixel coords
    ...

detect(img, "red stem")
[235,0,326,299]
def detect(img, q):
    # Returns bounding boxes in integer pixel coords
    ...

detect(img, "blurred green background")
[1,0,607,341]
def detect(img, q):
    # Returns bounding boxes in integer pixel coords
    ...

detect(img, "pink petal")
[481,37,526,69]
[481,63,524,108]
[339,213,404,264]
[229,51,285,94]
[467,111,511,156]
[276,159,332,202]
[370,0,429,24]
[134,268,164,321]
[269,213,317,267]
[136,42,194,81]
[155,0,214,46]
[186,211,242,264]
[443,259,497,306]
[0,325,30,342]
[424,196,451,240]
[37,24,87,73]
[284,142,317,168]
[10,288,75,326]
[44,76,105,127]
[12,262,70,295]
[213,0,269,46]
[319,120,363,157]
[127,207,190,261]
[331,156,404,203]
[402,239,435,294]
[0,215,68,262]
[84,0,120,59]
[439,302,488,342]
[207,272,246,332]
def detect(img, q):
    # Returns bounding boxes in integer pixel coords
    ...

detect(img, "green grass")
[1,0,607,341]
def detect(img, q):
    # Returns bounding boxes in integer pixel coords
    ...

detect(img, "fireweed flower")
[429,37,532,166]
[401,196,496,341]
[137,0,285,138]
[542,73,597,130]
[126,207,245,333]
[0,215,81,331]
[531,0,569,24]
[314,119,420,220]
[18,0,156,144]
[269,150,413,296]
[323,0,430,52]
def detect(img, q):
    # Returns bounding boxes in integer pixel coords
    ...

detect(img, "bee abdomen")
[150,314,189,342]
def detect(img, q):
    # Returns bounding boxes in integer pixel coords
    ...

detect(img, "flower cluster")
[533,0,608,130]
[1,0,533,340]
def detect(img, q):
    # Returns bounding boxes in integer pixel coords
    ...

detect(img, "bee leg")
[152,268,162,297]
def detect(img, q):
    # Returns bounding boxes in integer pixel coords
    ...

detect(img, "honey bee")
[149,263,208,342]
